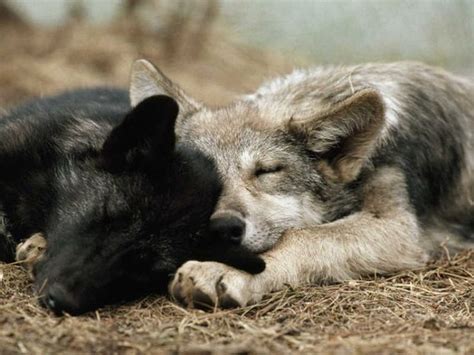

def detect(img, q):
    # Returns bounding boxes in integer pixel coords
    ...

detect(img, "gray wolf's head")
[130,60,385,253]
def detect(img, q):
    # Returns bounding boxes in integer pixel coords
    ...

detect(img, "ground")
[1,251,472,354]
[0,19,472,355]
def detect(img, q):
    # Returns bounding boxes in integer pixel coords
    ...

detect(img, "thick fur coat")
[130,60,473,308]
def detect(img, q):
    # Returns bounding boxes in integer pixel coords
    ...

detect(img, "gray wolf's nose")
[209,214,245,245]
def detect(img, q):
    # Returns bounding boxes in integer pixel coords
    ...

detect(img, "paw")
[15,233,47,279]
[169,261,262,309]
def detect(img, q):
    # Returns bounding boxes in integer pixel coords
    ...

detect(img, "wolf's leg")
[15,233,47,280]
[170,168,429,308]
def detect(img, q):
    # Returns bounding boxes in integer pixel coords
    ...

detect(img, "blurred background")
[1,0,473,109]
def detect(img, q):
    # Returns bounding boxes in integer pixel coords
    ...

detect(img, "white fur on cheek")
[241,219,264,251]
[241,193,323,252]
[264,194,323,227]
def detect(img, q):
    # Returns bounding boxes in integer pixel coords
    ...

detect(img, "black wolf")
[0,88,263,315]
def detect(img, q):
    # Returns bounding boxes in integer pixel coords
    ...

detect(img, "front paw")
[169,261,261,309]
[15,233,47,279]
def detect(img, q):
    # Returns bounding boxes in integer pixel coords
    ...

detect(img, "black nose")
[209,215,245,245]
[41,283,78,315]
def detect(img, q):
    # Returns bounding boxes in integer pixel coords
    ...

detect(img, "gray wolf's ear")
[130,59,202,113]
[289,89,385,182]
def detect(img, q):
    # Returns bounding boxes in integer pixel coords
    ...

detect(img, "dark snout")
[33,251,106,315]
[33,250,166,316]
[39,282,85,316]
[205,214,266,274]
[36,275,143,316]
[209,213,245,245]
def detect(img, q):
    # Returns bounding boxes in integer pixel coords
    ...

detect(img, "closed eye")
[255,165,285,177]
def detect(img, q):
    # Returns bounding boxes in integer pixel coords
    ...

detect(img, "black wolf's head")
[33,95,263,315]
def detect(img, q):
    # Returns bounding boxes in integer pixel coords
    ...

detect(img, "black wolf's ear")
[289,89,385,182]
[129,59,202,113]
[98,95,179,173]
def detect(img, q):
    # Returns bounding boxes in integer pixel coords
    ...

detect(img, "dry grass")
[0,17,299,110]
[0,18,473,355]
[1,250,473,354]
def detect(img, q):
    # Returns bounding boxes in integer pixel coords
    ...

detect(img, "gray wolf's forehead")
[193,126,282,154]
[185,104,265,130]
[184,106,298,159]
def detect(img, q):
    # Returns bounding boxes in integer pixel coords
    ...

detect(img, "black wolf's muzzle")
[39,282,85,316]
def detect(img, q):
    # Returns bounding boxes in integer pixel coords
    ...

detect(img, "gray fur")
[163,62,472,253]
[131,61,473,305]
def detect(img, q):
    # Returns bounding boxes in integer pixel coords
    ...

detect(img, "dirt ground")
[0,18,473,355]
[1,251,472,354]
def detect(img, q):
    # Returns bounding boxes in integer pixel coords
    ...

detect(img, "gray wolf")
[130,60,473,308]
[0,88,263,314]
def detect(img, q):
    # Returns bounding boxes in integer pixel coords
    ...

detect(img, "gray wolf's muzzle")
[209,213,246,246]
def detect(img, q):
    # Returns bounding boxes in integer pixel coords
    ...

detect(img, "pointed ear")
[130,59,202,113]
[98,95,179,173]
[289,89,385,182]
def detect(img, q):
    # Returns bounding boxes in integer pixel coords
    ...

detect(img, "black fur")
[0,88,264,315]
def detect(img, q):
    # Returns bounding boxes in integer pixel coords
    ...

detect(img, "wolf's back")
[250,62,474,243]
[0,88,129,176]
[0,88,130,258]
